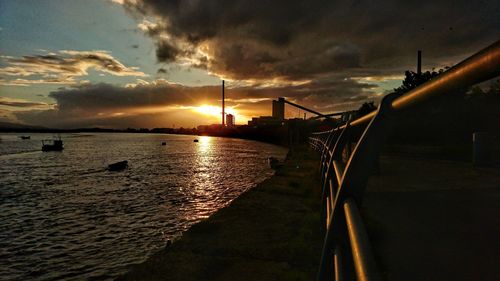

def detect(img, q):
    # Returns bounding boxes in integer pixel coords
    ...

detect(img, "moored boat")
[42,136,63,152]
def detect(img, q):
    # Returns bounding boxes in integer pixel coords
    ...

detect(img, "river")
[0,133,287,280]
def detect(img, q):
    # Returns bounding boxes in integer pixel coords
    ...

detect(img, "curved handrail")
[309,39,500,281]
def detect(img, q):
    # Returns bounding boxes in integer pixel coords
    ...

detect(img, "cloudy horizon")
[1,0,498,129]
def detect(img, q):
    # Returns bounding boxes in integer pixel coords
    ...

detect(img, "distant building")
[226,114,235,127]
[248,98,286,128]
[272,98,285,120]
[197,124,224,133]
[248,116,284,127]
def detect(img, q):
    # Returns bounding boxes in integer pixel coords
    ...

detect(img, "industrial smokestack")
[222,80,225,126]
[417,50,422,76]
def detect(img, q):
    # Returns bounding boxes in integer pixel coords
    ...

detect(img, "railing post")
[317,93,397,281]
[320,127,342,187]
[320,130,335,178]
[339,93,398,203]
[320,122,351,229]
[310,40,500,281]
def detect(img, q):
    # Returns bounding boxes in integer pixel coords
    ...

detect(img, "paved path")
[364,154,500,281]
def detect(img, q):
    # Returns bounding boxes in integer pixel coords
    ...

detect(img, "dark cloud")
[155,40,181,63]
[8,1,498,129]
[15,108,202,129]
[122,0,499,81]
[13,77,378,128]
[48,81,218,111]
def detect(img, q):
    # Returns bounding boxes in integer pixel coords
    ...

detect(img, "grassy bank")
[118,146,323,281]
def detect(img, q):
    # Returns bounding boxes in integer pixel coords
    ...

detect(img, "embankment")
[118,146,323,281]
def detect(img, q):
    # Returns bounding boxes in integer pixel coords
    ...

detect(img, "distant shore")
[0,126,291,147]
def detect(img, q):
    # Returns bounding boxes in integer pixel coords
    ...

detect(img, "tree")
[393,67,449,95]
[356,101,377,117]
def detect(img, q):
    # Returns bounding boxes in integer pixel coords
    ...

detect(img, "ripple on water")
[0,133,287,280]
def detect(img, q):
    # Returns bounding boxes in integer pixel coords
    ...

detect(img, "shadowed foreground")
[118,147,323,281]
[118,145,500,281]
[364,150,500,281]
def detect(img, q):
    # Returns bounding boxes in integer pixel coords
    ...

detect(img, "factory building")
[272,98,285,120]
[249,97,285,127]
[248,116,284,127]
[226,114,235,127]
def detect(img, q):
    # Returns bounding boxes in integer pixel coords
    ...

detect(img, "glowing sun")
[193,105,237,117]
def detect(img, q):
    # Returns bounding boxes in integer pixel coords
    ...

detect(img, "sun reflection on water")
[0,133,288,280]
[196,136,212,154]
[188,135,219,219]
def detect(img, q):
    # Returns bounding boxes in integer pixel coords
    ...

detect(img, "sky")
[0,0,498,129]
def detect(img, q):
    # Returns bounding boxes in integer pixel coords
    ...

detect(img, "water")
[0,133,287,280]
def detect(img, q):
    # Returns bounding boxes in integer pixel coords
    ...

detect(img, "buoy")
[107,160,128,171]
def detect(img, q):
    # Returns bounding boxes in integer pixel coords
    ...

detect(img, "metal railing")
[309,39,500,281]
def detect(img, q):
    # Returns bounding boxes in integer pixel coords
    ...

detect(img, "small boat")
[20,136,31,140]
[161,142,166,146]
[108,160,128,171]
[42,136,63,152]
[193,139,199,143]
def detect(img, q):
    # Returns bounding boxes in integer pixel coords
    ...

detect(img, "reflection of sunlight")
[197,136,212,154]
[193,135,214,189]
[187,135,218,220]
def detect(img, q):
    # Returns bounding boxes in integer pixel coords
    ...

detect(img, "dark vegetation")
[391,70,500,144]
[351,69,500,145]
[345,69,500,161]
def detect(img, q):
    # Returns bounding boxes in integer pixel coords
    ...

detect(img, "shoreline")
[117,146,323,280]
[0,131,289,148]
[116,142,500,280]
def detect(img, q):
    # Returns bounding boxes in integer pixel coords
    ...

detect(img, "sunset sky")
[0,0,498,128]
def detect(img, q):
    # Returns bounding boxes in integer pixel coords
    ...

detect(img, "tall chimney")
[222,80,225,126]
[417,50,422,76]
